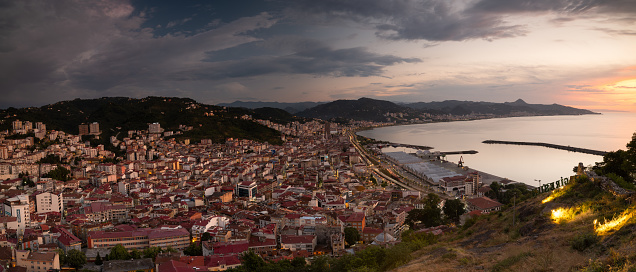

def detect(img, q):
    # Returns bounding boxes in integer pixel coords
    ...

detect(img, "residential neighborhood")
[0,118,502,272]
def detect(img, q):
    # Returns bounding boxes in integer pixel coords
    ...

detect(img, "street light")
[534,179,541,188]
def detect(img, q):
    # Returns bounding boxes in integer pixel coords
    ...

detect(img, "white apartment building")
[3,195,30,235]
[35,192,64,214]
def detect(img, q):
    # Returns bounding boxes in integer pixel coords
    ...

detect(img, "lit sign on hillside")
[537,177,570,193]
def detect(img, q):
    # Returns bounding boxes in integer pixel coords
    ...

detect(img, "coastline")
[353,112,602,150]
[354,112,611,187]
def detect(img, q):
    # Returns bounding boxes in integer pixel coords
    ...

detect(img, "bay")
[357,112,636,187]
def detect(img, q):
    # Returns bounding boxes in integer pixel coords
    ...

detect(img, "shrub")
[571,233,598,252]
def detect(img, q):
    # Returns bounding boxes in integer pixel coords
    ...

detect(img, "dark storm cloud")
[284,0,527,41]
[197,37,421,78]
[470,0,597,13]
[285,0,636,41]
[0,0,425,108]
[472,0,636,14]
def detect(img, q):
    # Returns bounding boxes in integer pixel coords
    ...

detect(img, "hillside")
[394,174,636,272]
[295,97,420,122]
[0,97,289,145]
[405,99,597,116]
[218,101,327,114]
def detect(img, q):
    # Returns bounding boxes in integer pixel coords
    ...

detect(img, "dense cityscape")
[0,106,528,272]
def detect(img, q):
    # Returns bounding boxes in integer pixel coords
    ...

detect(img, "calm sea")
[357,112,636,187]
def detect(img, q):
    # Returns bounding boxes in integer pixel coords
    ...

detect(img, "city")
[0,114,515,272]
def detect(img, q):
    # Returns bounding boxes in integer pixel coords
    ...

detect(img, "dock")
[482,140,607,156]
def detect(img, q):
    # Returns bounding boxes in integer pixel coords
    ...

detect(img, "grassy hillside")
[396,175,636,272]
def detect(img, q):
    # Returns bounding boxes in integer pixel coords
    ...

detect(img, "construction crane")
[458,156,464,168]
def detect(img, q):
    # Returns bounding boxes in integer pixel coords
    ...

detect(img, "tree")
[108,244,130,260]
[201,232,212,242]
[130,248,142,259]
[164,247,178,253]
[142,247,163,260]
[67,249,87,270]
[406,193,443,228]
[95,252,103,265]
[44,165,71,181]
[184,242,202,256]
[309,255,330,272]
[595,133,636,182]
[239,250,265,271]
[443,199,465,223]
[291,256,307,269]
[344,227,360,247]
[55,249,67,266]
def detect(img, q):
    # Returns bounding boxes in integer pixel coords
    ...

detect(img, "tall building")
[12,120,23,131]
[23,121,33,131]
[78,124,89,136]
[148,122,163,134]
[236,181,257,199]
[35,192,64,214]
[89,122,100,135]
[35,122,46,131]
[324,122,331,138]
[0,145,8,159]
[3,195,30,235]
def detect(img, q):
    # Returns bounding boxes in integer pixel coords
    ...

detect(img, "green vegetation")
[570,233,598,252]
[227,232,437,272]
[486,182,536,206]
[38,154,64,164]
[406,193,443,228]
[108,244,130,260]
[95,253,103,265]
[0,97,284,151]
[594,132,636,184]
[43,165,71,181]
[65,249,87,269]
[184,242,203,256]
[344,227,360,247]
[607,173,636,190]
[443,199,466,223]
[5,132,35,140]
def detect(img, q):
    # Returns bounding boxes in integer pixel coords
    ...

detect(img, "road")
[347,129,453,199]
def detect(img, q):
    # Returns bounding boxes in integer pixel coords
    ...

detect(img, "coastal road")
[348,129,452,198]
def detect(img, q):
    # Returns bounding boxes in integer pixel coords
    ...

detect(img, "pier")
[482,140,608,156]
[441,150,478,155]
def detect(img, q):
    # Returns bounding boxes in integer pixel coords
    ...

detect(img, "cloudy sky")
[1,0,635,111]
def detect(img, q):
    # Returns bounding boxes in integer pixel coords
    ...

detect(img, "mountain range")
[220,98,597,122]
[218,101,327,114]
[1,97,597,146]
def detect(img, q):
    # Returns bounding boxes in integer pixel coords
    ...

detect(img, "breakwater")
[482,140,608,156]
[441,150,478,155]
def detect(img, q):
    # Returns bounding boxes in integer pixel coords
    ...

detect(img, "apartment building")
[87,228,190,250]
[15,250,60,272]
[35,192,63,214]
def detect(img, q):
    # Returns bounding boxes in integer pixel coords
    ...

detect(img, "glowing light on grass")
[551,208,565,220]
[551,207,577,223]
[551,205,589,224]
[542,195,555,204]
[550,208,575,223]
[542,187,566,204]
[594,209,636,235]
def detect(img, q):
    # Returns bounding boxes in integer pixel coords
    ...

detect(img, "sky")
[1,0,636,111]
